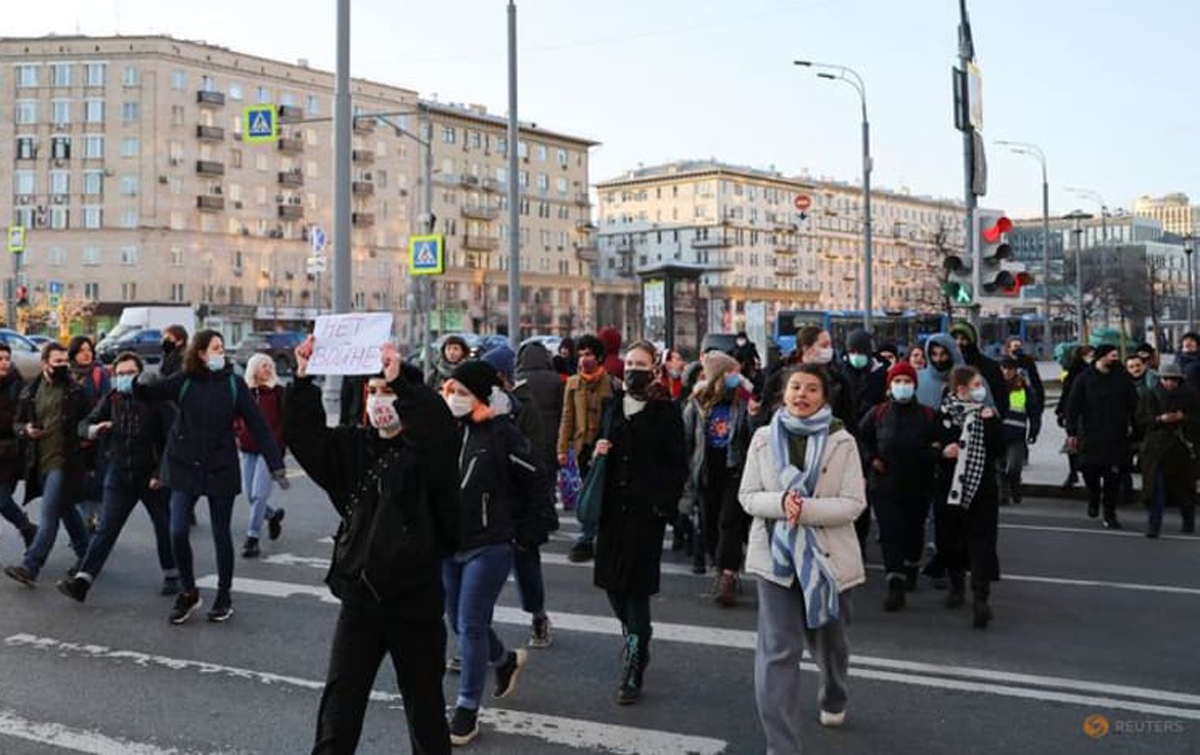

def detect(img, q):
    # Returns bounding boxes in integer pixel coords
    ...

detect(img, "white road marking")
[999,522,1197,542]
[5,634,727,755]
[191,576,1200,721]
[0,707,216,755]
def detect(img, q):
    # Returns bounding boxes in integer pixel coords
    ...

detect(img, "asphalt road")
[0,469,1196,754]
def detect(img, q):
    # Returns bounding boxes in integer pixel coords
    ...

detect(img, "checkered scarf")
[942,393,987,508]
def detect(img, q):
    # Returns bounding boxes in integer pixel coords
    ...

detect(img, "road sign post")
[793,194,812,213]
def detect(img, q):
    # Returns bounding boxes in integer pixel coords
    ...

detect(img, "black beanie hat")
[450,360,499,404]
[1092,344,1118,361]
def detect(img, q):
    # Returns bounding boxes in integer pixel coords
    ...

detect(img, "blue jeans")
[171,490,235,593]
[78,471,176,582]
[443,543,514,711]
[240,452,276,539]
[0,479,32,531]
[23,469,90,577]
[512,545,546,617]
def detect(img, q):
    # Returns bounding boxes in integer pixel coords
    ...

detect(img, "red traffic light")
[15,285,27,299]
[982,216,1012,243]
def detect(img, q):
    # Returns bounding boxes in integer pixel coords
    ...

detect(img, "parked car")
[26,334,55,348]
[96,328,165,365]
[0,329,46,381]
[232,331,307,375]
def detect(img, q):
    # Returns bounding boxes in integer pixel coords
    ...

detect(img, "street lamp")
[995,140,1052,325]
[795,59,873,332]
[1065,187,1110,326]
[1184,232,1195,334]
[1064,209,1093,342]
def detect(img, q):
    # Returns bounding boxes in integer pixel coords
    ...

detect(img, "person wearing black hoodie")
[286,337,460,755]
[0,343,36,548]
[160,325,189,378]
[839,329,885,554]
[949,321,1008,416]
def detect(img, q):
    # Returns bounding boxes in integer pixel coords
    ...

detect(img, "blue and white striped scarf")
[768,406,841,629]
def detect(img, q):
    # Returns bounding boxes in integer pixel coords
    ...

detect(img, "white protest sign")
[307,312,394,376]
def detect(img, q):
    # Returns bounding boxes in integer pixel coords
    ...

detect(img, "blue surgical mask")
[849,353,869,370]
[206,355,225,372]
[724,374,742,390]
[969,386,988,404]
[891,383,915,402]
[114,374,135,394]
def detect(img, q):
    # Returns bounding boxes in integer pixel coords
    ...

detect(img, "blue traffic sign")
[48,281,63,295]
[409,234,445,276]
[243,105,278,144]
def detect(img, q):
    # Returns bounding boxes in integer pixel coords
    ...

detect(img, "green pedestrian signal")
[942,281,974,305]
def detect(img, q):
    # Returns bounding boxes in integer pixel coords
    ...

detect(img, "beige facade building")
[0,35,598,345]
[594,160,963,339]
[1134,193,1199,237]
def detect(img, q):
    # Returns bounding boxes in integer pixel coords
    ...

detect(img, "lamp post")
[1064,210,1093,342]
[506,0,521,348]
[995,140,1051,324]
[1065,187,1110,326]
[1185,233,1195,334]
[795,59,872,333]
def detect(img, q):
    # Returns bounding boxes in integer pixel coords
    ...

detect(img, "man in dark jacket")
[287,337,460,755]
[515,342,564,472]
[1175,332,1200,394]
[56,352,179,601]
[1138,362,1198,537]
[841,329,887,421]
[1066,344,1138,529]
[160,325,188,378]
[0,343,36,547]
[1003,336,1045,422]
[4,343,92,586]
[950,321,1008,415]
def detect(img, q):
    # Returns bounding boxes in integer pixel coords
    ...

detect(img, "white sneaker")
[819,710,846,728]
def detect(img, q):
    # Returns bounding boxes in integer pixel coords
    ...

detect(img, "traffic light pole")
[506,0,521,349]
[959,0,980,329]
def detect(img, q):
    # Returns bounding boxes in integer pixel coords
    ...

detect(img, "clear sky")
[13,0,1199,220]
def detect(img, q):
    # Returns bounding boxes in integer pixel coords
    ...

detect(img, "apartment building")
[1134,193,1199,237]
[419,100,599,337]
[594,160,962,338]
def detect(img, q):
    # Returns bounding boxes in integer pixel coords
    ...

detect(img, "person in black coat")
[160,325,189,378]
[1056,345,1093,489]
[1002,336,1046,417]
[841,329,887,419]
[593,341,689,705]
[1065,344,1139,530]
[857,361,943,612]
[286,337,460,755]
[56,352,178,602]
[949,321,1009,415]
[4,343,93,586]
[134,329,286,625]
[0,343,36,547]
[515,342,565,472]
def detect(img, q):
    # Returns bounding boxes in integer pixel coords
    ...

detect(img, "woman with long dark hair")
[135,329,286,625]
[68,335,110,531]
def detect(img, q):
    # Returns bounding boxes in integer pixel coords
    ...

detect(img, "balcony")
[574,192,590,206]
[574,219,596,232]
[196,90,226,107]
[463,235,499,252]
[460,174,481,187]
[196,195,225,212]
[774,259,800,276]
[351,212,375,227]
[196,124,225,141]
[278,170,304,187]
[195,160,225,177]
[434,173,459,186]
[614,240,635,255]
[278,204,304,220]
[462,204,499,221]
[278,137,304,154]
[353,117,376,134]
[575,244,600,263]
[278,105,304,122]
[351,181,375,196]
[351,149,375,164]
[482,178,502,193]
[691,236,730,249]
[773,243,799,256]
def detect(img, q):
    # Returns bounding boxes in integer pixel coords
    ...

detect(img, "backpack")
[178,373,239,404]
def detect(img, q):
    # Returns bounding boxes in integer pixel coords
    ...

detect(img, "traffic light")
[976,210,1014,294]
[942,248,974,305]
[15,285,28,307]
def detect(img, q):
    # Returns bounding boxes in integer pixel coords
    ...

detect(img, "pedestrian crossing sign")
[6,225,25,254]
[409,234,445,276]
[243,105,278,144]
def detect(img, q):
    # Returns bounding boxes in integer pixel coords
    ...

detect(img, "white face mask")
[814,347,834,364]
[366,395,401,433]
[969,386,988,404]
[447,394,475,418]
[489,386,512,416]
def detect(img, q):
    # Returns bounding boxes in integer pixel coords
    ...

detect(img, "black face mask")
[50,365,70,383]
[623,369,654,396]
[162,339,176,355]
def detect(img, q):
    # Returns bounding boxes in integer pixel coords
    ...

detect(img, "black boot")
[1086,499,1099,519]
[616,635,645,705]
[945,571,966,609]
[1102,507,1122,530]
[972,591,993,630]
[1182,505,1196,535]
[883,576,906,612]
[903,565,919,592]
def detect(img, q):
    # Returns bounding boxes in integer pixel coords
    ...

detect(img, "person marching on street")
[683,350,753,602]
[133,330,287,624]
[839,329,886,555]
[935,366,1004,629]
[0,343,37,548]
[286,336,460,755]
[660,348,687,401]
[1175,332,1200,394]
[1138,362,1199,538]
[4,343,92,587]
[55,352,179,602]
[428,335,470,390]
[1065,344,1138,530]
[592,341,689,705]
[908,345,928,372]
[557,334,617,563]
[1056,345,1093,490]
[553,338,577,381]
[237,353,288,559]
[160,325,189,378]
[442,360,545,746]
[740,364,867,746]
[949,322,1007,414]
[998,356,1042,506]
[1003,336,1046,416]
[68,335,110,533]
[857,361,941,612]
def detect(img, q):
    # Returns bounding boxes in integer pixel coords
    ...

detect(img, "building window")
[121,282,137,301]
[51,137,71,160]
[469,131,482,149]
[200,75,217,93]
[15,101,37,124]
[170,283,185,303]
[52,100,71,125]
[230,150,243,169]
[256,153,269,172]
[120,246,139,265]
[557,148,568,165]
[256,86,270,104]
[305,94,319,115]
[16,65,38,88]
[120,176,138,196]
[519,171,529,188]
[496,137,507,155]
[120,209,138,228]
[442,127,456,144]
[85,63,106,87]
[536,174,549,192]
[85,99,104,123]
[171,70,186,90]
[49,247,66,267]
[120,137,139,157]
[83,135,104,159]
[83,206,103,229]
[49,206,69,230]
[535,144,547,162]
[84,282,100,299]
[16,137,36,160]
[171,105,184,125]
[121,101,139,122]
[556,177,568,196]
[171,247,185,267]
[280,92,295,106]
[82,247,101,266]
[14,171,35,196]
[82,170,102,196]
[229,82,243,100]
[49,171,69,195]
[121,66,139,86]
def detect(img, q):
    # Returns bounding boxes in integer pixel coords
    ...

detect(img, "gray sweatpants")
[754,577,852,755]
